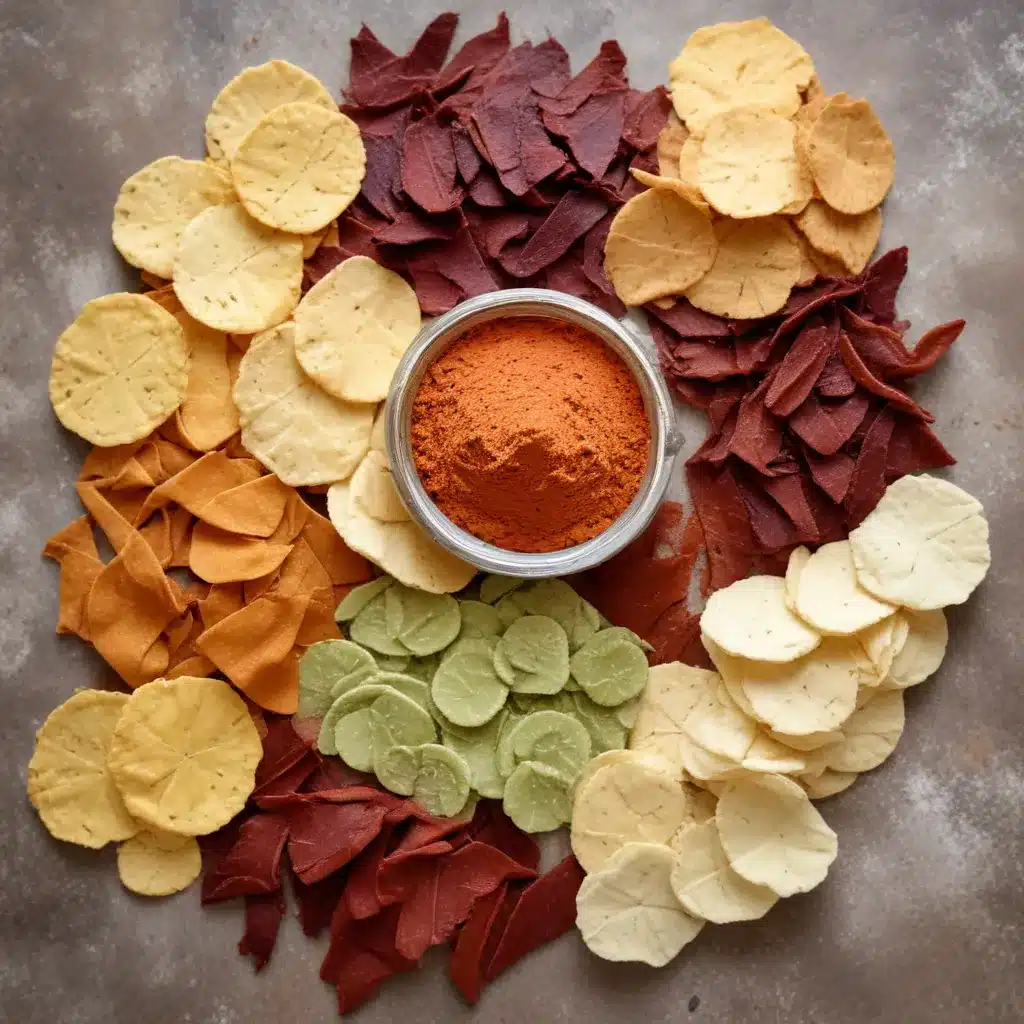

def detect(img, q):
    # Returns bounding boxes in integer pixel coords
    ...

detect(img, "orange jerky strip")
[42,516,104,640]
[75,481,136,553]
[198,582,246,630]
[199,474,293,538]
[189,521,294,583]
[301,506,373,586]
[136,450,262,523]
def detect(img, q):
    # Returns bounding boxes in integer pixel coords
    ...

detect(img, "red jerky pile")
[305,12,669,315]
[201,719,585,1014]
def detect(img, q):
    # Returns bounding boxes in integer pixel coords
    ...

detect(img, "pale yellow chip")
[27,690,139,849]
[677,136,702,189]
[857,613,910,682]
[793,233,822,287]
[669,819,778,923]
[795,199,882,275]
[884,609,948,689]
[174,311,240,452]
[805,95,894,214]
[350,449,410,522]
[112,157,235,279]
[825,689,904,773]
[686,217,801,318]
[849,475,991,610]
[794,539,896,635]
[369,403,387,452]
[49,293,189,447]
[698,109,812,218]
[117,829,202,896]
[234,321,373,486]
[630,168,710,216]
[231,102,366,234]
[205,59,338,167]
[301,227,329,260]
[784,545,811,611]
[172,203,303,333]
[668,18,815,135]
[656,112,689,177]
[327,477,475,593]
[767,727,843,752]
[800,768,857,800]
[604,188,717,306]
[716,772,837,897]
[701,575,821,662]
[570,756,688,873]
[794,77,829,131]
[293,255,421,403]
[574,749,675,799]
[576,842,704,966]
[107,676,261,836]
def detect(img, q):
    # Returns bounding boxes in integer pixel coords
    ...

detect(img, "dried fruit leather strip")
[468,802,540,871]
[294,872,348,938]
[788,391,871,456]
[401,113,463,213]
[765,319,836,415]
[288,800,389,884]
[837,331,934,422]
[884,417,955,478]
[42,517,104,640]
[374,210,461,245]
[843,407,896,524]
[500,192,610,278]
[449,883,510,1004]
[433,13,511,94]
[621,86,672,152]
[202,813,290,902]
[688,462,755,592]
[376,840,454,906]
[238,891,286,971]
[252,719,317,797]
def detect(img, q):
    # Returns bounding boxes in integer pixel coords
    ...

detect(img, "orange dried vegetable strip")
[42,516,104,640]
[198,475,294,538]
[136,450,263,523]
[189,522,294,583]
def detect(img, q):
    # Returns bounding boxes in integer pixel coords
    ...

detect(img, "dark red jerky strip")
[374,209,461,245]
[344,827,396,920]
[544,88,627,181]
[500,191,609,277]
[861,246,908,323]
[293,871,348,938]
[451,122,483,183]
[761,473,821,543]
[581,215,617,296]
[288,800,388,884]
[201,813,290,902]
[897,319,966,378]
[404,257,465,314]
[470,210,532,258]
[538,41,627,117]
[884,416,955,478]
[620,85,672,151]
[468,802,541,871]
[765,319,836,416]
[449,883,509,1004]
[816,352,857,397]
[841,307,914,377]
[838,330,934,421]
[687,462,755,592]
[434,13,511,94]
[646,600,712,668]
[728,384,783,474]
[544,252,626,319]
[844,408,896,523]
[376,840,455,906]
[804,448,857,504]
[736,471,800,551]
[646,298,734,338]
[789,391,871,456]
[238,892,286,972]
[401,114,463,213]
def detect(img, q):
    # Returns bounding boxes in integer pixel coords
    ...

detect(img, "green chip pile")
[297,576,652,831]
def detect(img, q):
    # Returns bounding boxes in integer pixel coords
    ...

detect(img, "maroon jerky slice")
[398,810,472,850]
[471,210,532,258]
[484,855,586,981]
[432,224,499,297]
[764,319,835,416]
[500,192,609,277]
[789,391,871,456]
[344,827,395,920]
[690,406,738,465]
[376,840,454,906]
[401,113,463,213]
[646,601,712,668]
[544,88,627,180]
[687,462,755,592]
[816,352,857,397]
[668,337,741,380]
[733,328,779,374]
[581,215,618,297]
[884,417,955,478]
[841,308,917,378]
[621,86,672,151]
[736,471,800,551]
[374,209,461,245]
[360,131,406,220]
[434,12,511,94]
[201,813,290,902]
[468,802,541,871]
[837,331,934,421]
[394,841,537,960]
[451,122,483,183]
[728,384,783,474]
[803,449,857,505]
[896,319,966,378]
[844,408,896,523]
[646,299,733,339]
[294,871,349,938]
[449,883,509,1004]
[544,251,626,319]
[466,165,509,207]
[348,25,399,99]
[538,41,627,117]
[288,800,388,884]
[238,891,286,972]
[861,246,908,323]
[760,473,820,544]
[404,257,464,314]
[252,750,319,806]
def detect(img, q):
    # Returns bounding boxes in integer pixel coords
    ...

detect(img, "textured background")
[1,1,1022,1022]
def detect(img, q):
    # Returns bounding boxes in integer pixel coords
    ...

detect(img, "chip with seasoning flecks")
[117,829,202,896]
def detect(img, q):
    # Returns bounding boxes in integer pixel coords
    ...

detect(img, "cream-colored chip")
[369,403,387,452]
[630,167,710,215]
[698,109,812,218]
[741,733,806,775]
[800,768,857,800]
[301,227,328,260]
[576,842,704,966]
[793,233,821,287]
[293,255,421,403]
[327,477,474,594]
[205,59,338,167]
[710,637,867,736]
[768,727,843,752]
[49,293,189,447]
[174,311,240,452]
[785,545,811,610]
[826,689,904,773]
[574,749,676,798]
[805,95,894,214]
[668,18,815,135]
[858,613,910,682]
[604,188,717,306]
[686,217,801,319]
[795,199,882,275]
[701,575,821,662]
[112,157,235,279]
[107,677,262,836]
[117,829,202,896]
[884,609,948,689]
[677,136,703,189]
[656,112,689,178]
[794,540,896,635]
[350,449,409,522]
[794,77,829,131]
[570,757,688,873]
[680,673,758,763]
[231,102,366,234]
[716,772,837,896]
[172,203,303,333]
[849,475,991,610]
[27,691,139,849]
[234,322,373,486]
[669,819,778,923]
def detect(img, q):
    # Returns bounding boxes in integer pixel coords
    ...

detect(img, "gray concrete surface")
[1,1,1022,1022]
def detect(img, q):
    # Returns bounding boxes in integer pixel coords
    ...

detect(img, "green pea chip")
[509,710,592,783]
[495,615,570,695]
[457,600,502,640]
[374,743,471,818]
[441,710,507,800]
[348,592,411,656]
[297,639,378,718]
[479,574,525,605]
[335,576,395,621]
[384,584,462,655]
[569,631,650,707]
[502,761,572,833]
[431,637,509,728]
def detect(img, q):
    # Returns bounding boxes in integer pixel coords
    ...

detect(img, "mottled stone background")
[1,2,1022,1022]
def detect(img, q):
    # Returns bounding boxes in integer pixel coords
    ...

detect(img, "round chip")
[805,95,894,214]
[327,478,475,594]
[117,829,202,896]
[716,773,837,896]
[857,614,910,682]
[576,842,704,966]
[604,188,717,306]
[701,575,821,662]
[698,109,812,218]
[509,710,591,782]
[825,689,904,773]
[350,451,411,523]
[172,203,303,333]
[497,615,570,695]
[205,59,338,167]
[27,690,139,849]
[677,136,702,189]
[848,475,991,609]
[669,819,778,923]
[107,677,262,836]
[668,18,815,135]
[431,637,510,728]
[375,743,471,817]
[503,760,573,833]
[785,545,811,611]
[571,757,688,873]
[685,217,801,319]
[112,156,235,279]
[297,639,379,719]
[385,584,461,656]
[574,748,672,799]
[569,631,649,707]
[630,168,710,215]
[231,102,365,234]
[293,256,422,403]
[794,540,896,635]
[49,293,189,447]
[800,768,857,800]
[442,711,507,799]
[234,322,373,486]
[885,609,948,689]
[794,199,883,275]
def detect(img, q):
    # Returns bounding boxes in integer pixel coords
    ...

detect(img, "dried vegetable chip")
[502,761,572,834]
[26,690,138,849]
[172,312,240,452]
[822,689,904,773]
[294,256,421,404]
[374,744,471,817]
[231,102,365,233]
[49,293,188,447]
[117,829,202,896]
[569,630,650,706]
[298,639,379,718]
[495,616,570,695]
[112,156,235,278]
[432,638,509,728]
[795,200,883,275]
[385,585,461,656]
[885,608,947,689]
[508,711,591,781]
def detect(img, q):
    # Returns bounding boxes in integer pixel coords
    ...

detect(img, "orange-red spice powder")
[410,316,651,553]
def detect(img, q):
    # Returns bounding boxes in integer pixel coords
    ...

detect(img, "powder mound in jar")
[410,317,651,553]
